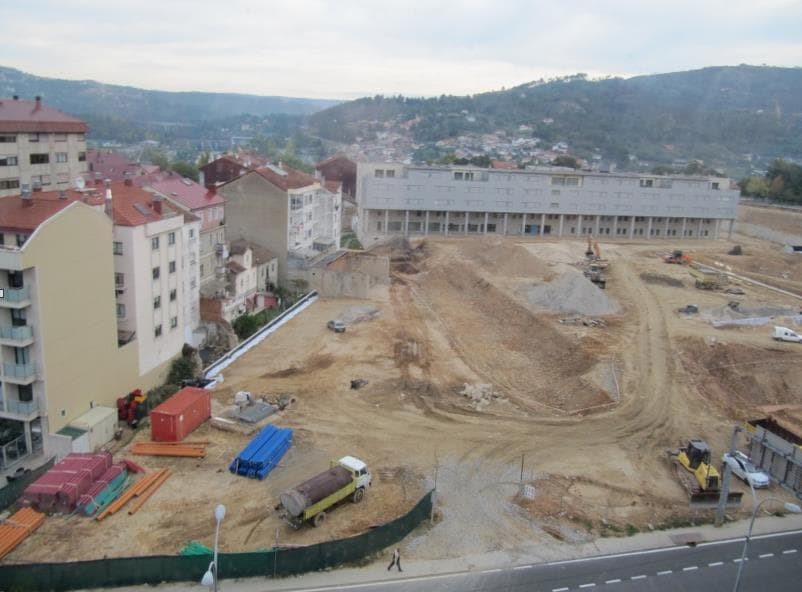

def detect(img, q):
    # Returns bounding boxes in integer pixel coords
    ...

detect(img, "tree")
[739,176,770,198]
[170,161,199,182]
[142,146,169,171]
[651,165,675,175]
[167,357,196,385]
[552,155,579,168]
[197,151,211,168]
[232,313,260,340]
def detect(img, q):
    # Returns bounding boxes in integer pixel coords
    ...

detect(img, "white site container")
[68,406,118,451]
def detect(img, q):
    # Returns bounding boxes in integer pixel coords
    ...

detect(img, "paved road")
[282,530,802,592]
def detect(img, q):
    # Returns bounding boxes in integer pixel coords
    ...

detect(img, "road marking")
[513,565,532,570]
[759,553,774,558]
[481,568,501,574]
[733,558,748,563]
[605,579,621,584]
[683,566,698,572]
[631,574,646,580]
[579,584,596,589]
[708,561,724,567]
[782,549,798,554]
[657,570,673,575]
[552,588,570,592]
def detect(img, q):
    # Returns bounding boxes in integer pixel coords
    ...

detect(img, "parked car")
[722,451,770,488]
[327,320,346,333]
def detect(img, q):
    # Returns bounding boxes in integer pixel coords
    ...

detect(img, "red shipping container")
[150,387,211,442]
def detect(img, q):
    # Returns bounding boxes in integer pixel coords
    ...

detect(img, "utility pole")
[716,425,742,526]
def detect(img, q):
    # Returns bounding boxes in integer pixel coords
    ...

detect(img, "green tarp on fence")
[0,490,434,591]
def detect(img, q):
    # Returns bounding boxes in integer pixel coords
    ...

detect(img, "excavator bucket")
[689,490,743,508]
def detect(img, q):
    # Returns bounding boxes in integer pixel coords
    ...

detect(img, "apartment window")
[57,173,69,184]
[30,153,49,165]
[152,266,160,280]
[639,179,654,188]
[115,273,124,288]
[55,152,68,163]
[168,232,175,245]
[200,264,204,277]
[154,296,161,309]
[16,234,28,247]
[54,133,67,142]
[0,179,20,190]
[374,169,385,178]
[113,241,123,255]
[0,156,18,166]
[386,170,395,178]
[189,228,195,238]
[31,174,50,186]
[78,151,86,162]
[170,316,178,329]
[18,384,33,402]
[29,133,42,142]
[151,236,160,250]
[0,135,16,143]
[154,325,162,338]
[116,304,125,318]
[169,261,176,274]
[170,288,177,302]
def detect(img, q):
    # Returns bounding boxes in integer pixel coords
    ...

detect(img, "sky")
[2,0,802,100]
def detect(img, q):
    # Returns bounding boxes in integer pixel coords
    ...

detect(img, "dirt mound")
[678,336,802,417]
[374,237,429,274]
[528,271,618,316]
[639,273,684,288]
[339,305,381,324]
[263,354,334,378]
[457,237,553,279]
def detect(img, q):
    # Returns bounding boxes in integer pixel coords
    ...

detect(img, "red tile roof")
[491,160,517,170]
[148,176,224,211]
[109,182,181,226]
[0,189,104,233]
[86,150,144,182]
[324,180,342,194]
[253,163,318,191]
[0,98,87,133]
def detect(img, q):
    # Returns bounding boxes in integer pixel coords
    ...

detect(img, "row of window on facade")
[0,133,86,143]
[151,261,177,279]
[380,211,715,224]
[0,152,86,166]
[0,172,79,190]
[0,232,30,247]
[375,220,712,236]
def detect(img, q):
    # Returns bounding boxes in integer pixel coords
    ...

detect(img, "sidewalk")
[98,512,802,592]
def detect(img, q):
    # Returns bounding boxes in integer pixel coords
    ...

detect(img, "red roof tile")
[148,176,224,211]
[109,182,181,227]
[491,160,517,170]
[86,150,144,182]
[0,189,104,233]
[253,163,318,191]
[0,98,87,133]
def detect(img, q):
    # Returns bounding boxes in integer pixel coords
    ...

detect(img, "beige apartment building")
[0,191,138,469]
[220,163,341,283]
[0,96,88,198]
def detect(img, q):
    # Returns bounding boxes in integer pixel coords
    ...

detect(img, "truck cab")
[339,455,372,490]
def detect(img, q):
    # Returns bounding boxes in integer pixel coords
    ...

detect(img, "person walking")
[387,547,402,572]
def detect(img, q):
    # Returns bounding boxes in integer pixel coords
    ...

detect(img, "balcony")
[0,286,31,308]
[0,396,39,419]
[2,362,36,385]
[0,325,33,346]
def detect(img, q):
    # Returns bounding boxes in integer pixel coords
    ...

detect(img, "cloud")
[1,0,800,98]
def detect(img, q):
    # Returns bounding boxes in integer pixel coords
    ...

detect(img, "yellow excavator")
[668,439,743,506]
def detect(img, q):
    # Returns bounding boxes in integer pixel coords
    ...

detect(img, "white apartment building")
[220,163,341,283]
[110,181,188,381]
[0,96,88,198]
[356,164,739,242]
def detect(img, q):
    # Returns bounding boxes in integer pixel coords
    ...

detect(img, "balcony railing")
[3,362,35,380]
[1,286,30,303]
[0,434,29,470]
[0,397,38,416]
[0,325,33,341]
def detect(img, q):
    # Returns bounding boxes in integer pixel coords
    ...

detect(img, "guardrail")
[202,291,319,386]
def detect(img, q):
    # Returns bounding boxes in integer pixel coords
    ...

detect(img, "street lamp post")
[202,503,226,592]
[732,498,801,592]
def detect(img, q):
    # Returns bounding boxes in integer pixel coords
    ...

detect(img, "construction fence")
[0,489,434,592]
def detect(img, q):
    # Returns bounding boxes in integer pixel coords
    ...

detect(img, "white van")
[772,326,802,343]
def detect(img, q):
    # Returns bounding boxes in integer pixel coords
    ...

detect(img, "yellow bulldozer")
[668,439,743,506]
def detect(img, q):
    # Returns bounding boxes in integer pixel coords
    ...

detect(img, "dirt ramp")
[456,236,554,279]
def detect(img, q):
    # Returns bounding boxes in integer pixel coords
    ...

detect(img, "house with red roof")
[316,155,356,198]
[199,150,267,187]
[219,163,341,284]
[0,96,88,198]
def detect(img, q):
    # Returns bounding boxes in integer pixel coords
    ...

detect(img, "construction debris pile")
[459,383,507,411]
[558,317,608,328]
[528,271,618,316]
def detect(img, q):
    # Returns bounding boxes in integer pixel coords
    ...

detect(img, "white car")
[722,451,770,488]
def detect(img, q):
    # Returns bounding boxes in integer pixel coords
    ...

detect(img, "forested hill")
[0,66,340,122]
[308,65,802,170]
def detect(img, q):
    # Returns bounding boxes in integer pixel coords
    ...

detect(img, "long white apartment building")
[0,96,88,198]
[355,163,739,242]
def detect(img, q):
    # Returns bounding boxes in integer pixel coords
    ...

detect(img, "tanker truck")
[279,456,372,528]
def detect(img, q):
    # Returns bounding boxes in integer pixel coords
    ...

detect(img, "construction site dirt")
[8,203,802,566]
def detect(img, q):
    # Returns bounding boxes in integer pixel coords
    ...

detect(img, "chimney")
[20,184,33,206]
[153,194,163,215]
[34,96,41,110]
[58,190,67,200]
[12,95,19,100]
[104,179,113,218]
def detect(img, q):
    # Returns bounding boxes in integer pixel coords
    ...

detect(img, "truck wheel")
[352,488,365,503]
[313,512,326,527]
